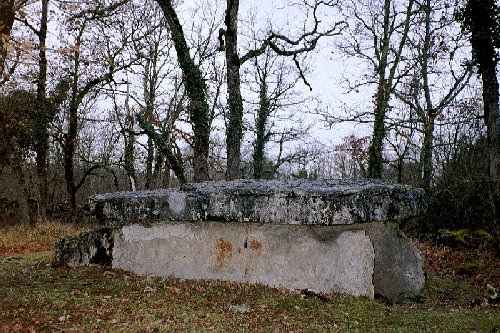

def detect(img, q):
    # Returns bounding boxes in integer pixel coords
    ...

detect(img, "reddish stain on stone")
[215,238,233,267]
[249,239,262,254]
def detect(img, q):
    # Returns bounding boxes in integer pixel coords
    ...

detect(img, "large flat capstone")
[90,179,427,226]
[56,180,427,303]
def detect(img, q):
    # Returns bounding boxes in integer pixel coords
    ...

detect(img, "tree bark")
[155,0,210,182]
[420,118,435,190]
[152,148,164,188]
[124,138,137,191]
[123,121,137,191]
[0,0,15,79]
[223,0,244,180]
[482,64,500,184]
[368,83,389,178]
[64,103,78,214]
[253,78,269,179]
[145,137,154,189]
[33,0,49,220]
[143,50,157,189]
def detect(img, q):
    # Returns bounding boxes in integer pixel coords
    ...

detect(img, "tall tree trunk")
[483,66,500,184]
[419,0,435,191]
[396,157,403,184]
[465,0,500,184]
[12,151,37,225]
[367,0,415,179]
[253,79,269,179]
[152,148,164,188]
[367,84,389,178]
[143,52,156,189]
[123,83,137,191]
[124,137,136,191]
[145,137,154,189]
[367,0,391,179]
[64,102,78,214]
[480,50,500,239]
[155,0,210,182]
[420,117,435,190]
[64,46,81,216]
[162,161,171,187]
[124,122,137,191]
[463,0,500,236]
[224,0,244,180]
[0,0,15,78]
[477,48,500,186]
[34,0,49,220]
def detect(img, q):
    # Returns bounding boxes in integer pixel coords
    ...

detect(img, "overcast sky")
[235,0,374,144]
[10,0,479,160]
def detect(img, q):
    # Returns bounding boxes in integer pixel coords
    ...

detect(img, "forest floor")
[0,222,499,332]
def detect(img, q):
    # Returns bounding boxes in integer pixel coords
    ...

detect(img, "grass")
[0,222,499,332]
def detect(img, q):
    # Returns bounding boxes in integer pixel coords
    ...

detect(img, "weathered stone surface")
[113,222,375,297]
[53,228,114,267]
[91,179,427,226]
[364,223,425,303]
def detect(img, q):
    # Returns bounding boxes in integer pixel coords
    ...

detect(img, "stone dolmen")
[54,179,428,304]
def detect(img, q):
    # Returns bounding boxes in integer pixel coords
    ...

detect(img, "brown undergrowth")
[0,221,92,256]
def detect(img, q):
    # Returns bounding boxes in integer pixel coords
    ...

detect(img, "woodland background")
[0,0,499,246]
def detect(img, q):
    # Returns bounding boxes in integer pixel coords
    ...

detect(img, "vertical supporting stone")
[53,228,114,267]
[365,223,425,303]
[112,222,375,298]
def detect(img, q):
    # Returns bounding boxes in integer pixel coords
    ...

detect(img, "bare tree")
[111,83,137,191]
[247,48,308,179]
[219,0,346,180]
[396,0,472,189]
[130,3,174,189]
[16,0,52,219]
[333,135,370,179]
[60,2,136,214]
[154,0,211,182]
[337,0,416,178]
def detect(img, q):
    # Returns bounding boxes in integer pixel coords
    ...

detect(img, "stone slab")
[112,222,375,297]
[53,228,114,267]
[90,179,427,226]
[365,223,425,302]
